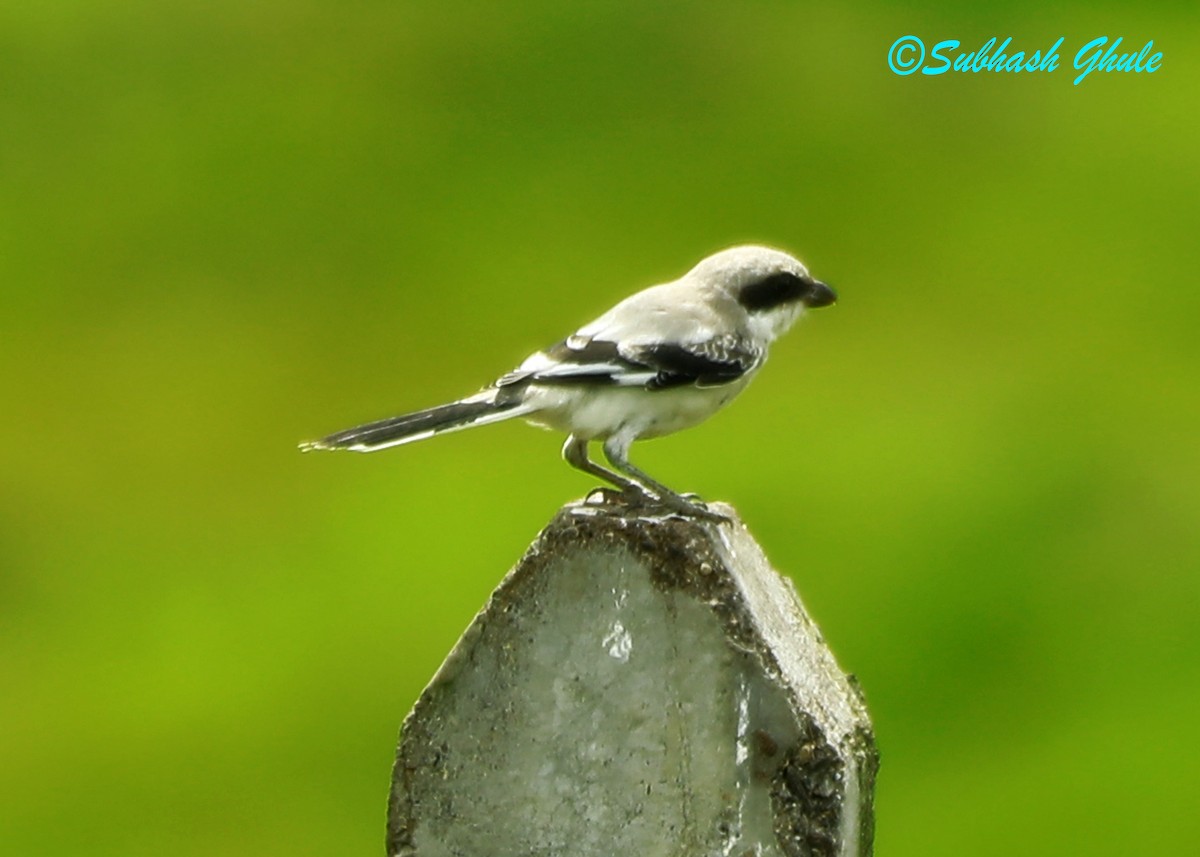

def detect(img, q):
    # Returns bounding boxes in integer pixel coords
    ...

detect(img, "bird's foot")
[584,486,656,511]
[584,486,624,506]
[584,486,729,523]
[653,491,732,523]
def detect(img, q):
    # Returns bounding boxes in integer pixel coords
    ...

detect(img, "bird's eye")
[737,272,807,312]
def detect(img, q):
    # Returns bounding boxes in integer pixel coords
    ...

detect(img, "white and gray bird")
[300,245,836,519]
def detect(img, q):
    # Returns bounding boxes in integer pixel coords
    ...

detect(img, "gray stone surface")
[388,500,877,856]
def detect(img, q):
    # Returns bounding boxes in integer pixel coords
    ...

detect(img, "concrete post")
[388,500,877,856]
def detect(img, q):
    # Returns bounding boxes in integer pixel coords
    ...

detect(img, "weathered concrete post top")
[388,500,878,856]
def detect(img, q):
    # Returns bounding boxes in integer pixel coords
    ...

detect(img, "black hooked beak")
[803,278,837,308]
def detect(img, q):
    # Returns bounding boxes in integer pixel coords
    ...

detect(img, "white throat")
[747,303,805,344]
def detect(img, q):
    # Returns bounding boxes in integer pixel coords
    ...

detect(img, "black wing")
[627,338,761,390]
[496,334,760,391]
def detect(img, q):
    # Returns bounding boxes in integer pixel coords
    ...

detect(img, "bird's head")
[688,245,837,341]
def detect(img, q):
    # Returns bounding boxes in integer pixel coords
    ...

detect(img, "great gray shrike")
[300,245,836,519]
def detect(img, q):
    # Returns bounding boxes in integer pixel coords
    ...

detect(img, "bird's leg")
[601,436,730,523]
[562,434,653,507]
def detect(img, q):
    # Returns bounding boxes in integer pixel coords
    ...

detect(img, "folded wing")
[496,334,761,391]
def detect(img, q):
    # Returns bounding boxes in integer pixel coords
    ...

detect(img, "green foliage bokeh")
[2,2,1198,854]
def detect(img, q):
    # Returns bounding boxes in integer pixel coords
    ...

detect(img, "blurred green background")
[2,2,1197,854]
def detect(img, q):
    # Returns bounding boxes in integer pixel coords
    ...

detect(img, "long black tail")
[300,392,533,453]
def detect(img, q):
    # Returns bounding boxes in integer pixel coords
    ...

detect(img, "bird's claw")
[654,491,732,523]
[585,486,625,506]
[584,485,729,524]
[585,486,655,510]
